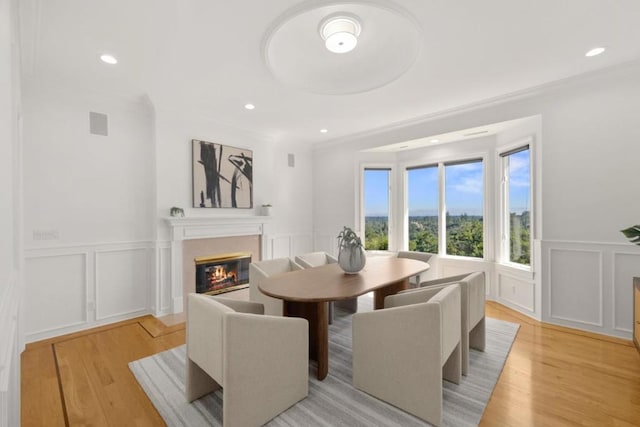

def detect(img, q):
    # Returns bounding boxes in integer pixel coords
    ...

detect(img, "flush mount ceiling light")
[320,128,328,133]
[100,54,118,65]
[585,47,606,57]
[320,15,361,54]
[244,103,256,110]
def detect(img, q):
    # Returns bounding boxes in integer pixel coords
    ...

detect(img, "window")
[444,160,484,258]
[406,165,438,253]
[363,168,390,250]
[501,146,531,266]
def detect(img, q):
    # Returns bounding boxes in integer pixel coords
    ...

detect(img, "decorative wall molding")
[612,251,640,333]
[94,247,149,321]
[541,240,640,339]
[23,241,154,343]
[0,271,20,427]
[548,247,603,327]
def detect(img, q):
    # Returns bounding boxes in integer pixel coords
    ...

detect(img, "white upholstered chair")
[352,284,461,427]
[396,271,486,375]
[294,251,358,317]
[186,294,308,427]
[249,257,303,316]
[396,250,433,286]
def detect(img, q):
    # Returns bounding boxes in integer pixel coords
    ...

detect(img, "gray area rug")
[130,299,519,426]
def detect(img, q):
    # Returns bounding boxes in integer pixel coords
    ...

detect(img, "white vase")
[338,246,367,274]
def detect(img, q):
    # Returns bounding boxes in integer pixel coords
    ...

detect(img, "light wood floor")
[21,300,640,426]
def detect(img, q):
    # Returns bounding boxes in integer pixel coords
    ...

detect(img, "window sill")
[495,262,534,281]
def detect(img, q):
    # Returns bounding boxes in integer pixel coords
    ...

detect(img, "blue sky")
[364,149,530,217]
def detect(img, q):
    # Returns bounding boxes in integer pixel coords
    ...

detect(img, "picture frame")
[192,139,253,208]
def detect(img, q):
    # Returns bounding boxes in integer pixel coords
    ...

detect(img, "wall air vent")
[463,130,489,137]
[89,112,108,136]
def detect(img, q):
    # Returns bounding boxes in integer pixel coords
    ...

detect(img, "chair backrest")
[383,284,461,364]
[463,271,485,328]
[187,294,234,384]
[295,251,337,268]
[397,251,433,263]
[428,285,461,362]
[251,257,301,276]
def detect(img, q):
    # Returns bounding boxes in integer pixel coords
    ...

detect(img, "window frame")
[405,163,440,254]
[359,164,394,251]
[401,154,488,260]
[498,139,533,270]
[442,157,486,260]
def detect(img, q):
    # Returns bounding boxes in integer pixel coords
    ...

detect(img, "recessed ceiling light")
[100,54,118,65]
[430,139,439,143]
[320,129,328,133]
[244,103,255,110]
[585,47,605,57]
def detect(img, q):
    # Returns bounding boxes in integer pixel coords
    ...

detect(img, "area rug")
[130,303,519,427]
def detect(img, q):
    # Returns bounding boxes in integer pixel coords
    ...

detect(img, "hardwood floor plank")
[20,345,66,427]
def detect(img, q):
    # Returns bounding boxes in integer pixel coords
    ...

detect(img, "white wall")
[22,82,155,341]
[0,0,16,297]
[313,61,640,338]
[0,0,21,425]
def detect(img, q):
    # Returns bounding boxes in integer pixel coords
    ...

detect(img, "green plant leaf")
[620,225,640,246]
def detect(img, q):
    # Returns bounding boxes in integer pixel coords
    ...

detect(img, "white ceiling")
[19,0,640,148]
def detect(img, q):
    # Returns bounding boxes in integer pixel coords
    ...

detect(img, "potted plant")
[621,225,640,246]
[337,226,366,273]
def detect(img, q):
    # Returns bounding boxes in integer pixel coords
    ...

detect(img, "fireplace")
[195,252,251,295]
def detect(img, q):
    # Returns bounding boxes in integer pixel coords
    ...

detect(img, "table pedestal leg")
[373,278,410,309]
[283,300,329,380]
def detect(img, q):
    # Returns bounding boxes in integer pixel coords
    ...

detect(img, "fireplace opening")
[195,252,251,295]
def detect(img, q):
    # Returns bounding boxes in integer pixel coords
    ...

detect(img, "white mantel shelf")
[164,216,272,241]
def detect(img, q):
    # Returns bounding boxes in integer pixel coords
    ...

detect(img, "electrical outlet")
[32,229,60,241]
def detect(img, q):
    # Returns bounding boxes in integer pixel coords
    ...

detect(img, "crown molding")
[313,58,640,152]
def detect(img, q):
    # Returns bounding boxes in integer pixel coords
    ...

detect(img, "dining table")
[258,256,430,380]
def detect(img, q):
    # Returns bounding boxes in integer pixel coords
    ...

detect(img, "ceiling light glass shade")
[585,47,605,57]
[321,16,361,54]
[100,54,117,64]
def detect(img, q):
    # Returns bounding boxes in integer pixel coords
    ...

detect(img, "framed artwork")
[192,139,253,208]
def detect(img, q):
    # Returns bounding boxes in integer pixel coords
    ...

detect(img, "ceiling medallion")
[262,0,422,95]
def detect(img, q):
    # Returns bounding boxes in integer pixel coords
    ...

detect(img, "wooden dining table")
[258,256,430,380]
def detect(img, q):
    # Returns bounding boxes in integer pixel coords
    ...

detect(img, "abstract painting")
[192,139,253,208]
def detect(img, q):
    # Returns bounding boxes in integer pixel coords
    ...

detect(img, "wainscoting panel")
[291,234,314,257]
[314,233,339,258]
[95,248,149,321]
[267,235,292,259]
[264,234,314,260]
[497,274,535,312]
[158,246,172,315]
[612,252,640,333]
[24,241,155,342]
[25,252,87,337]
[548,248,602,326]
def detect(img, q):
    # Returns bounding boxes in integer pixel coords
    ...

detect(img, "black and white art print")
[192,139,253,209]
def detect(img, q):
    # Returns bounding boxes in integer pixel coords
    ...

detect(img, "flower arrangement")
[621,225,640,246]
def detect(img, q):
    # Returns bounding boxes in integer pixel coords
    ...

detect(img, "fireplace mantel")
[164,216,271,241]
[164,215,271,313]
